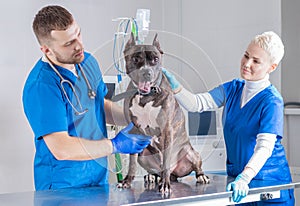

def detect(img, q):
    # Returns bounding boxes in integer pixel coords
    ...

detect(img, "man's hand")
[111,122,151,154]
[226,173,250,203]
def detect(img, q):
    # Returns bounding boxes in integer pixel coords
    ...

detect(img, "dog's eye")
[132,57,139,63]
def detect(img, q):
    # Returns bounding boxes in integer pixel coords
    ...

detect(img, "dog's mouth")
[138,81,153,95]
[129,68,163,96]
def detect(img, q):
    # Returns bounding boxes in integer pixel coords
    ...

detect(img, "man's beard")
[53,50,84,65]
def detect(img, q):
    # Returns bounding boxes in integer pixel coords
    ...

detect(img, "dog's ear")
[152,33,164,54]
[124,32,136,53]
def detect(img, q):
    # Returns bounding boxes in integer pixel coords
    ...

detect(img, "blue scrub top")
[209,79,292,183]
[23,52,109,190]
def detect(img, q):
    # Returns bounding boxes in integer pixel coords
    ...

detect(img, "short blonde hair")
[251,31,284,65]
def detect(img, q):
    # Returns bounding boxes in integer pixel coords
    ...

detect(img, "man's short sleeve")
[23,81,68,139]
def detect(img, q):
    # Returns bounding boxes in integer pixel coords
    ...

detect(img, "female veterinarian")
[163,31,294,205]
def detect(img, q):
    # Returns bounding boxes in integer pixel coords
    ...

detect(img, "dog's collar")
[111,89,137,102]
[111,87,161,102]
[111,70,163,102]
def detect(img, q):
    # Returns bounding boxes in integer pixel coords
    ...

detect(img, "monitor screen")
[103,76,119,100]
[188,111,217,136]
[105,83,116,100]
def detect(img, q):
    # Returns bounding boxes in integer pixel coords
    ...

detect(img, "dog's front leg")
[159,126,173,196]
[117,154,138,189]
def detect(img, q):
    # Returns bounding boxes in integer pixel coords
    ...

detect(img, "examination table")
[0,169,299,206]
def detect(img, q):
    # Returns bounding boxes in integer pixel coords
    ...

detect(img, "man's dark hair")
[32,5,74,45]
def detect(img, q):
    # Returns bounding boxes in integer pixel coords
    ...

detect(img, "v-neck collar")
[240,76,271,109]
[239,84,271,109]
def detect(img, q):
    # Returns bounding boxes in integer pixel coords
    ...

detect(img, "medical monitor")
[184,109,226,171]
[188,111,217,136]
[105,82,116,100]
[103,75,119,100]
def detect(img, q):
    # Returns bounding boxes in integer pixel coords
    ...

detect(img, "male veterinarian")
[22,5,151,191]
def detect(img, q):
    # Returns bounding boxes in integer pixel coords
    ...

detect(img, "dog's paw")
[159,180,171,197]
[144,174,160,190]
[196,174,210,184]
[116,181,132,189]
[116,175,134,189]
[144,174,160,184]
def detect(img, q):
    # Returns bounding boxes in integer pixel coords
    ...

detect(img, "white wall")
[282,1,300,102]
[0,0,282,193]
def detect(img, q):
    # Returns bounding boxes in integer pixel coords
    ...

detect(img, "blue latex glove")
[162,68,181,92]
[226,173,250,203]
[111,122,151,154]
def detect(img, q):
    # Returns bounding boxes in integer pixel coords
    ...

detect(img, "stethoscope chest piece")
[88,89,96,99]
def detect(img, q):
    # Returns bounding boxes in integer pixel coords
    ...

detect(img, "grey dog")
[117,33,210,195]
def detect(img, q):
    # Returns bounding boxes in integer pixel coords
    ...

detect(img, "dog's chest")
[129,95,162,131]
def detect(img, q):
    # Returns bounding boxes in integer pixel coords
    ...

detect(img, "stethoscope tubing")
[44,55,96,115]
[78,64,96,99]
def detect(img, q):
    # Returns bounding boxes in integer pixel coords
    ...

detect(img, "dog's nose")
[141,68,153,81]
[144,72,151,80]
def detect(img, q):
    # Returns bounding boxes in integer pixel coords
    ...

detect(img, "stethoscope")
[44,55,96,116]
